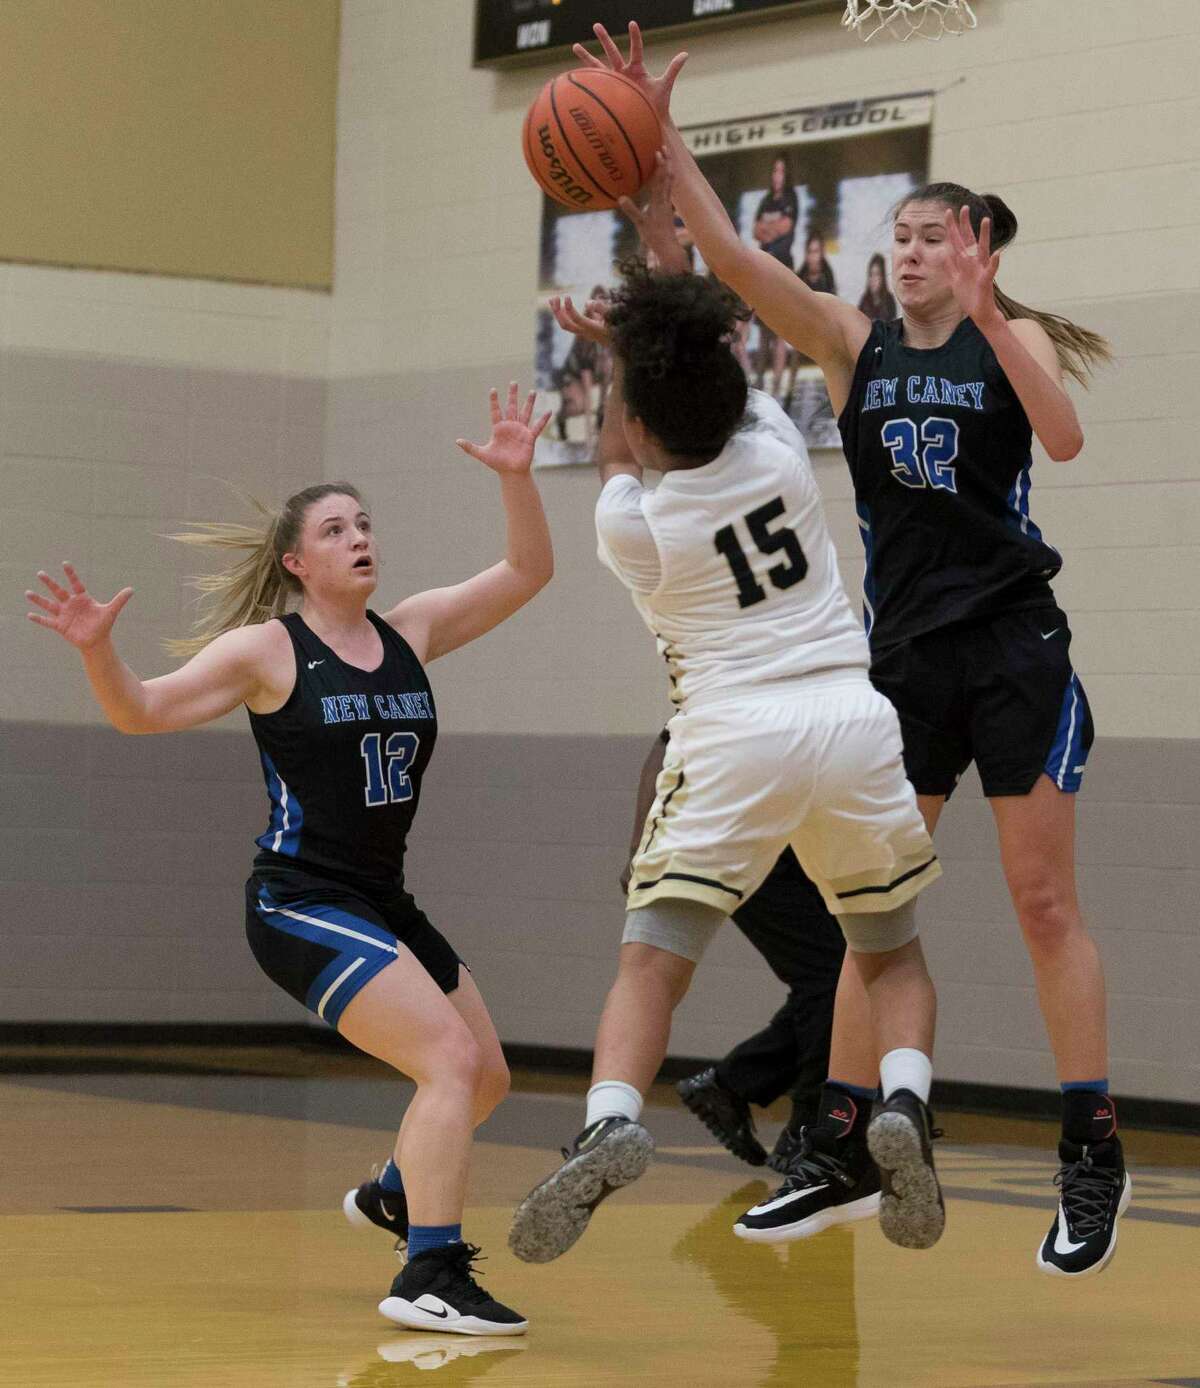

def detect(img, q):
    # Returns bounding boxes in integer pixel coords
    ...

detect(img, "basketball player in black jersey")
[26,383,553,1333]
[580,20,1128,1279]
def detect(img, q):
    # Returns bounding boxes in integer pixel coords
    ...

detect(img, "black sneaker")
[343,1175,409,1249]
[508,1115,654,1263]
[378,1242,527,1336]
[1036,1139,1131,1278]
[734,1129,880,1242]
[677,1067,767,1167]
[866,1089,945,1250]
[766,1121,806,1175]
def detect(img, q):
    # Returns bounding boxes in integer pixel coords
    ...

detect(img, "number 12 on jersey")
[714,496,809,609]
[361,732,419,806]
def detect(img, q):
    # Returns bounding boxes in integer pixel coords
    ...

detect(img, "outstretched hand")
[549,293,612,346]
[618,151,688,271]
[944,206,1002,327]
[456,383,552,476]
[573,21,687,124]
[26,563,133,651]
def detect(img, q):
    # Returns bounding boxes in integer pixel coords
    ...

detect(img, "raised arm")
[384,383,554,662]
[943,207,1084,461]
[575,23,870,398]
[26,562,270,733]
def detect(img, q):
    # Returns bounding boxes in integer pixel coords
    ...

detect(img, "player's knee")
[475,1055,511,1118]
[618,940,696,1009]
[1011,882,1076,953]
[838,898,918,954]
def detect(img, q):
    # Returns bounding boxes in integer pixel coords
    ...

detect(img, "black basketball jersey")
[838,316,1061,652]
[248,611,437,893]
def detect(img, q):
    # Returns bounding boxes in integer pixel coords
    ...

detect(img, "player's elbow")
[1046,427,1083,462]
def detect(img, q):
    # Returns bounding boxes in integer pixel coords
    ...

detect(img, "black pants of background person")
[718,847,846,1129]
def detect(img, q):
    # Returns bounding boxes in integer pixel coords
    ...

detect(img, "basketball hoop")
[843,0,977,42]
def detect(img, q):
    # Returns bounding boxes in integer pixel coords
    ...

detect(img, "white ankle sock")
[880,1048,933,1104]
[585,1080,643,1128]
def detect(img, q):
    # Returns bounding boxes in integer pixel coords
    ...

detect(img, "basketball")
[522,69,662,211]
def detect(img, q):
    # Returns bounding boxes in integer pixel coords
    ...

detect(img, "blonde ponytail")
[164,482,363,659]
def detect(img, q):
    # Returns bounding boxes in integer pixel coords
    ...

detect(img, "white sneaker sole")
[868,1109,945,1251]
[343,1187,372,1228]
[378,1296,527,1336]
[509,1122,654,1264]
[734,1191,881,1243]
[1036,1173,1133,1279]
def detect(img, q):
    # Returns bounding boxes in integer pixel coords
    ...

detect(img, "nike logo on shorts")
[1040,629,1060,640]
[307,659,325,669]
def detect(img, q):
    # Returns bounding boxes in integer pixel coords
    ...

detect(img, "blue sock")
[379,1159,405,1195]
[827,1078,879,1102]
[1061,1078,1108,1093]
[407,1223,462,1258]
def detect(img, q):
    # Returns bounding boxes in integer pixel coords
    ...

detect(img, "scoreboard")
[473,0,842,67]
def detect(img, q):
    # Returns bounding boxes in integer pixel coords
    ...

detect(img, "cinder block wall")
[4,0,1197,1102]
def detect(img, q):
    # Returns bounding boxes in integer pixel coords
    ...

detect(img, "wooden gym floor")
[2,1043,1198,1388]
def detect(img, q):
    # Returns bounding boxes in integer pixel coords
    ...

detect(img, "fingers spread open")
[628,21,643,66]
[506,381,519,418]
[572,41,605,69]
[62,561,86,594]
[455,439,484,462]
[37,570,70,602]
[488,387,501,426]
[26,590,57,614]
[520,390,537,426]
[530,411,553,441]
[593,23,624,69]
[661,51,688,98]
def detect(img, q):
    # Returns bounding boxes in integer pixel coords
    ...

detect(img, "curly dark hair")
[606,258,749,459]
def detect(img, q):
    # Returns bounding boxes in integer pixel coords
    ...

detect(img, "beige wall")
[0,0,338,289]
[1,0,1197,1100]
[329,0,1200,740]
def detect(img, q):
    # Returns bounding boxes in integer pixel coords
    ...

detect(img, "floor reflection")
[672,1182,861,1388]
[339,1335,529,1385]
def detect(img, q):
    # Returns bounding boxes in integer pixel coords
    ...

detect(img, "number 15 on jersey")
[714,496,809,610]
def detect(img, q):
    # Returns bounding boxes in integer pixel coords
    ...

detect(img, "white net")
[843,0,977,42]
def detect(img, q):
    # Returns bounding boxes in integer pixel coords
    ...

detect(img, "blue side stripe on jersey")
[856,503,877,639]
[1006,456,1047,545]
[254,888,398,1024]
[1044,673,1088,791]
[256,752,303,859]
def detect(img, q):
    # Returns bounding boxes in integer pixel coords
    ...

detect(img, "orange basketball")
[522,69,662,212]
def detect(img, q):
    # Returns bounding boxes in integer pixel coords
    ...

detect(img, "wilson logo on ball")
[523,69,662,211]
[535,123,594,206]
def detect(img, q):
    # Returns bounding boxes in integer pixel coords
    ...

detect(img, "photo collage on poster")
[533,92,932,466]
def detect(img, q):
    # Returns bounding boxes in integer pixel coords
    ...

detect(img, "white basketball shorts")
[627,671,940,917]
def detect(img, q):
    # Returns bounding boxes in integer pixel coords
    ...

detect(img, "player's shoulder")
[739,390,810,458]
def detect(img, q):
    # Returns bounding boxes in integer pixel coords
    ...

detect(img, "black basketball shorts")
[244,866,463,1030]
[869,606,1095,801]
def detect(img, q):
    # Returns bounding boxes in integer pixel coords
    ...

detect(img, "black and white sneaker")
[734,1129,880,1242]
[767,1121,806,1176]
[1036,1139,1131,1278]
[378,1242,527,1336]
[677,1067,767,1167]
[867,1089,945,1250]
[509,1115,654,1263]
[343,1175,409,1250]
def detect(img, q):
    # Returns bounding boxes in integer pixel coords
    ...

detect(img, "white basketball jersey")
[597,391,868,709]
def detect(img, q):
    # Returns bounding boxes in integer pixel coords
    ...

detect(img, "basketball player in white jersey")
[509,248,945,1266]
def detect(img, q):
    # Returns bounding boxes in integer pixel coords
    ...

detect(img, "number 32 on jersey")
[882,417,960,493]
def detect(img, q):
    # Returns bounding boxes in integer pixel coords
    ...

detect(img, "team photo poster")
[532,92,932,467]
